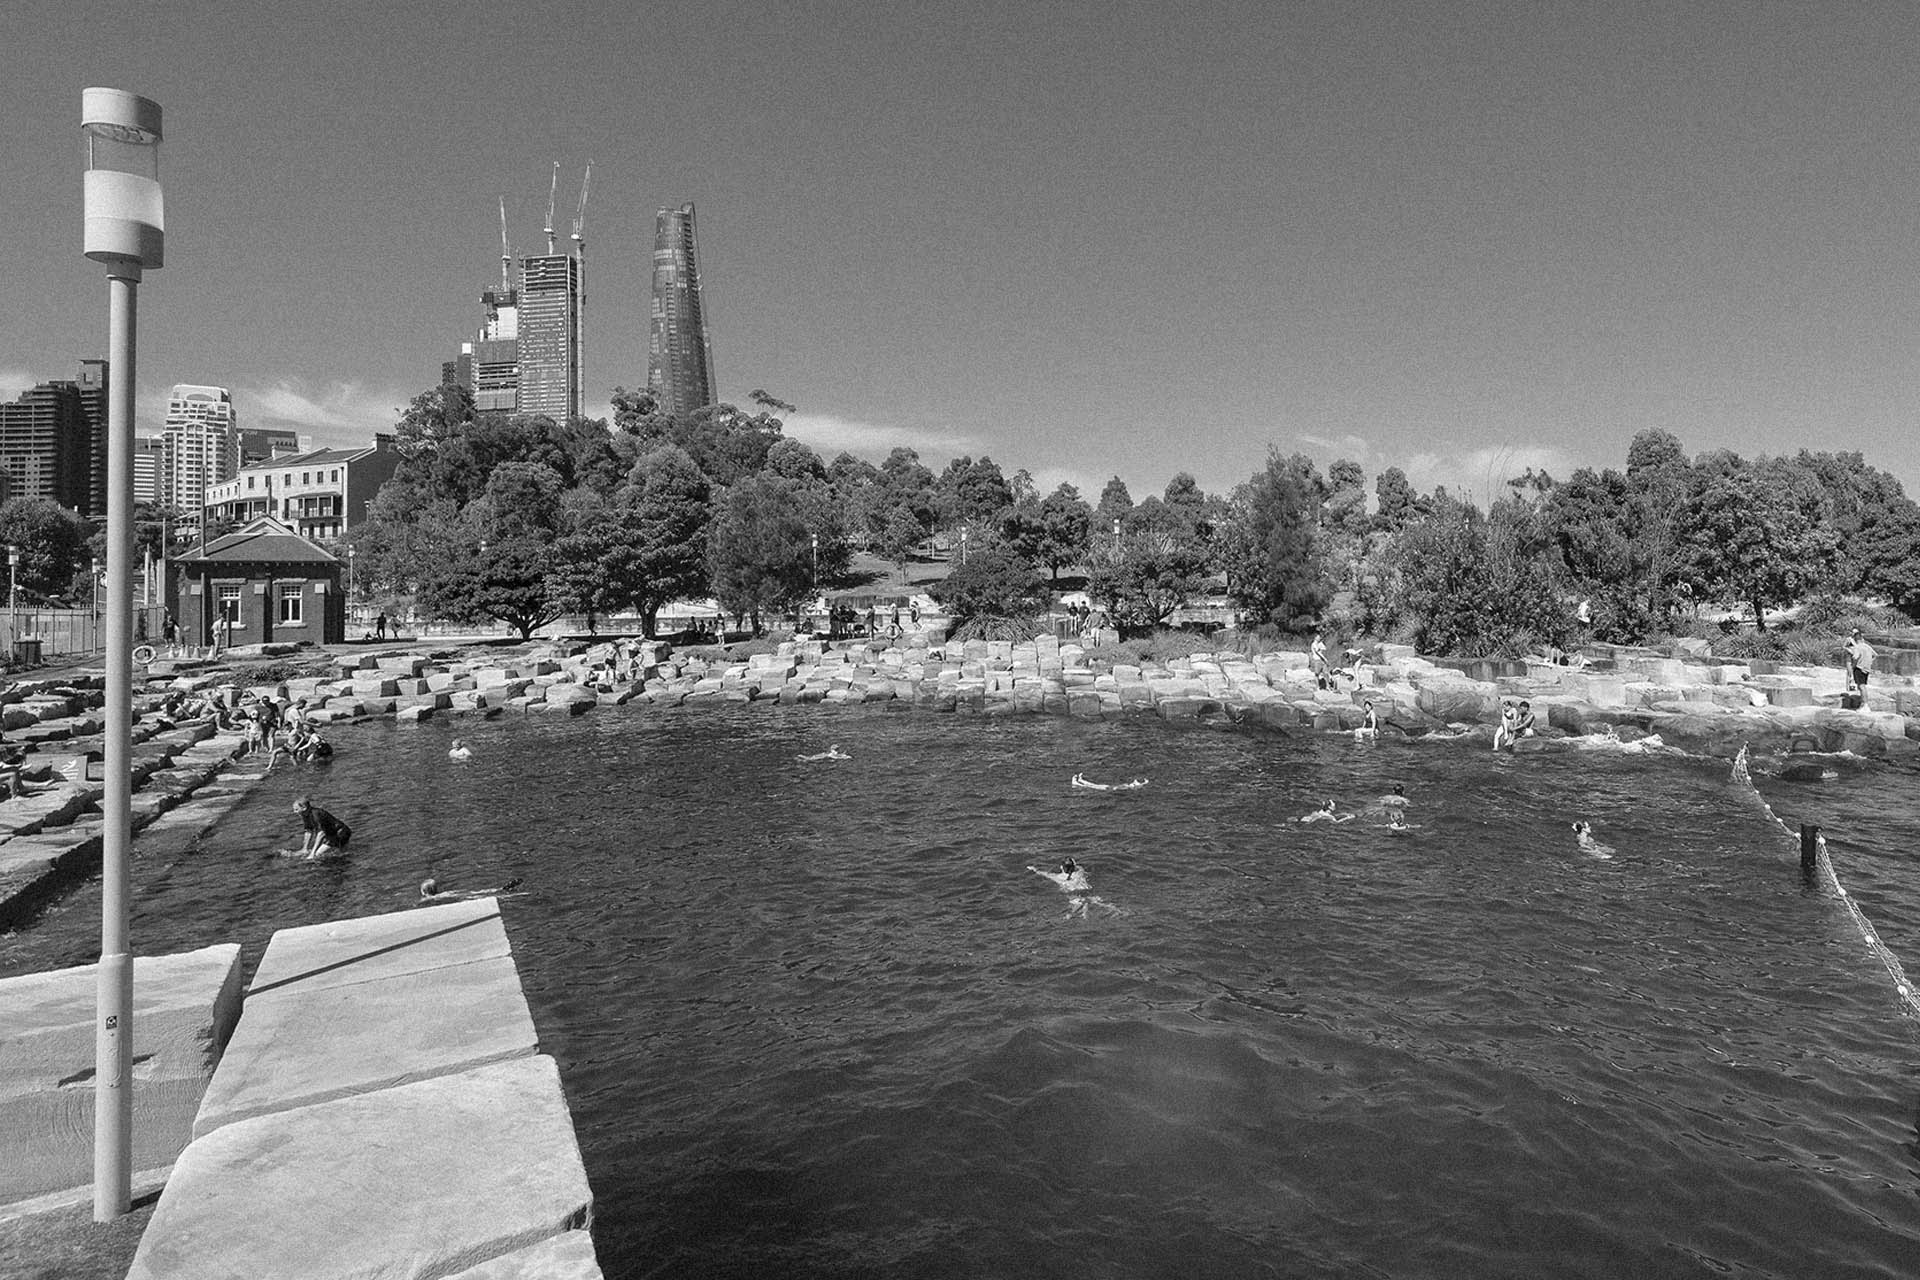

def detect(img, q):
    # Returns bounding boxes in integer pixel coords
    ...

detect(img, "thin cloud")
[1295,432,1376,461]
[781,411,983,463]
[237,380,408,445]
[0,367,40,400]
[1402,444,1575,507]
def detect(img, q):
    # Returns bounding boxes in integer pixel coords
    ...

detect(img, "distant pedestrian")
[1844,629,1876,692]
[375,612,388,640]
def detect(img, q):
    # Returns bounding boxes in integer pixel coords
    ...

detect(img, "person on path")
[1844,629,1876,692]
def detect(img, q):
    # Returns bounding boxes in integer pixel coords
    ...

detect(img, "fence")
[0,605,169,665]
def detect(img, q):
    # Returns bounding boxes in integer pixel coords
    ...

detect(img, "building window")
[246,477,255,491]
[302,472,310,484]
[216,583,241,624]
[331,469,340,482]
[278,583,303,624]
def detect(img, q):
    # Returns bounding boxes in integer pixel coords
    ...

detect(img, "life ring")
[132,644,157,664]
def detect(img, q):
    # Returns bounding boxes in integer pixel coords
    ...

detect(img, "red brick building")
[173,517,344,646]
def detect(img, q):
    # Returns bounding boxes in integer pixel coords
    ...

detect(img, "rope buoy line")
[1734,749,1920,1020]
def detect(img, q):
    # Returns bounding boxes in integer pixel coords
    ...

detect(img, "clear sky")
[6,0,1919,506]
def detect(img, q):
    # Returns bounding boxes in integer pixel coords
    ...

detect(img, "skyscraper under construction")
[647,203,717,417]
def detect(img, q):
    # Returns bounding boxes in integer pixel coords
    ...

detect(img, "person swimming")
[419,875,524,903]
[1384,811,1421,833]
[448,739,473,761]
[1379,784,1409,806]
[797,744,851,762]
[1300,799,1355,824]
[1071,772,1148,791]
[1025,857,1118,918]
[1571,820,1615,858]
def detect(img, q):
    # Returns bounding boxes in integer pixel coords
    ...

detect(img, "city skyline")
[6,2,1920,509]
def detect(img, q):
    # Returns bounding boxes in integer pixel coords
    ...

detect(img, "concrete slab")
[194,949,537,1136]
[129,1055,594,1280]
[244,897,512,999]
[0,945,242,1206]
[442,1230,604,1279]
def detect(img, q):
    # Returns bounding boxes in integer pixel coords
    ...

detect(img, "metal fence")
[0,605,169,664]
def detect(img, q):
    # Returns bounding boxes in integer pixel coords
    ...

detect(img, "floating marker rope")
[1733,748,1920,1019]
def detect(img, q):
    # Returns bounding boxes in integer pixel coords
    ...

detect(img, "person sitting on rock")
[1492,702,1519,751]
[1512,701,1537,739]
[1356,699,1379,739]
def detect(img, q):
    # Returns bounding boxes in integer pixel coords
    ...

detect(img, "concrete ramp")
[128,1054,593,1280]
[0,944,242,1207]
[193,897,536,1137]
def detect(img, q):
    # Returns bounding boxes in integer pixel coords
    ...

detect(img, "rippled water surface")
[6,704,1919,1278]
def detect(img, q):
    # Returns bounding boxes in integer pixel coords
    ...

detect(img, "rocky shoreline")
[3,632,1912,930]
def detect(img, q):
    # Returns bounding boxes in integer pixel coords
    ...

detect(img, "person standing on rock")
[1844,629,1875,693]
[293,796,352,859]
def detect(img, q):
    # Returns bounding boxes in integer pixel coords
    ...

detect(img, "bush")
[947,613,1046,644]
[1082,628,1218,665]
[1785,635,1841,666]
[1710,630,1787,660]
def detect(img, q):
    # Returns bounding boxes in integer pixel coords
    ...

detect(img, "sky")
[5,0,1920,508]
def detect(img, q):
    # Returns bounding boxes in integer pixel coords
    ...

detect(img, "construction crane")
[544,161,559,255]
[571,160,592,251]
[497,197,511,292]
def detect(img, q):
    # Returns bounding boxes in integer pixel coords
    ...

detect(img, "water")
[5,706,1919,1278]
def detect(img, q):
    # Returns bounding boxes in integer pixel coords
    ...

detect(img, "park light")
[83,86,164,1224]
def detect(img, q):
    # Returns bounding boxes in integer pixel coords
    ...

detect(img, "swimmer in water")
[1299,799,1355,824]
[1025,856,1118,918]
[448,739,473,761]
[1379,783,1409,806]
[796,744,851,762]
[1071,773,1148,791]
[1384,811,1420,833]
[419,875,523,903]
[1571,820,1615,858]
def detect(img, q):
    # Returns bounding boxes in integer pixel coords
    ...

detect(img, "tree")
[1676,453,1837,629]
[1094,476,1133,538]
[1034,483,1092,582]
[0,498,94,603]
[1087,496,1211,633]
[1373,466,1419,533]
[707,473,816,632]
[421,537,564,640]
[1224,451,1328,631]
[929,545,1049,622]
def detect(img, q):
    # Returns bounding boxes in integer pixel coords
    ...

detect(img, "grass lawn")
[832,550,1090,598]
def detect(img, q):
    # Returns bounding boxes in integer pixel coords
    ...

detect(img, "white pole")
[95,263,138,1220]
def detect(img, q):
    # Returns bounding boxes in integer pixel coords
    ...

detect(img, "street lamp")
[1113,518,1122,551]
[83,86,163,1223]
[961,527,969,565]
[7,544,18,626]
[91,557,100,653]
[347,546,356,631]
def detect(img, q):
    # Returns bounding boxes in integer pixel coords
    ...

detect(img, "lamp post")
[7,545,18,634]
[83,86,163,1223]
[347,546,356,633]
[960,527,969,565]
[91,557,101,653]
[1113,518,1122,551]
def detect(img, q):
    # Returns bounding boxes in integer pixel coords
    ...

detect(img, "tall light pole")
[7,545,18,639]
[960,527,969,565]
[83,86,163,1223]
[91,557,101,653]
[347,546,356,633]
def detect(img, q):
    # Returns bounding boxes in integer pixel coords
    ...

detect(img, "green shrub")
[948,614,1047,644]
[1785,635,1841,666]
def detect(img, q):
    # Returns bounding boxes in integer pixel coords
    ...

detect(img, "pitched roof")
[176,517,341,566]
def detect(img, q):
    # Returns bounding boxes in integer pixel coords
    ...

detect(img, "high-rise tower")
[647,203,717,417]
[0,367,94,512]
[517,251,582,420]
[160,385,238,521]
